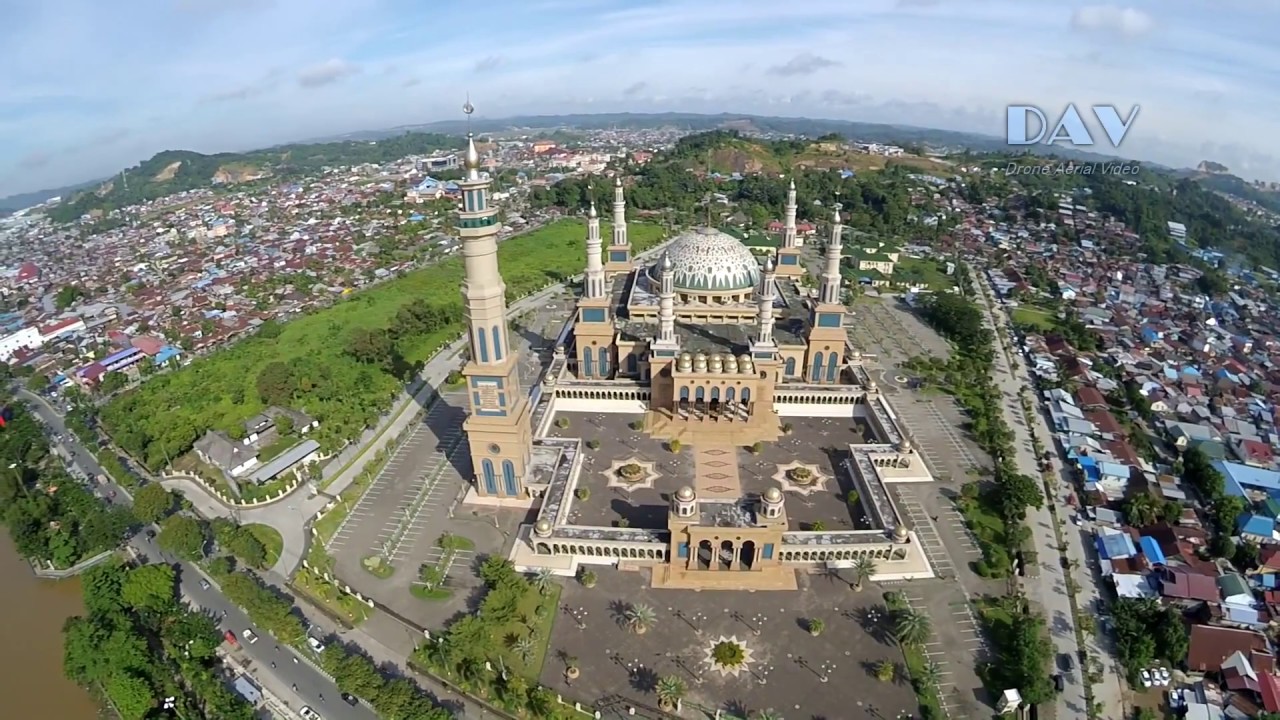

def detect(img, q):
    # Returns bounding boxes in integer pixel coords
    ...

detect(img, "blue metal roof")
[1138,536,1166,565]
[1214,460,1280,497]
[1238,513,1276,537]
[102,347,140,365]
[1097,533,1137,559]
[232,676,261,704]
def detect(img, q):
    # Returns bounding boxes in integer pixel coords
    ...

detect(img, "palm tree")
[850,556,877,592]
[655,675,687,711]
[625,603,657,634]
[918,659,943,690]
[893,607,932,647]
[532,568,555,595]
[509,635,536,663]
[752,710,784,720]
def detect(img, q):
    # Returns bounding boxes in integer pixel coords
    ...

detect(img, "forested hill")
[970,156,1280,269]
[528,130,930,235]
[44,132,459,223]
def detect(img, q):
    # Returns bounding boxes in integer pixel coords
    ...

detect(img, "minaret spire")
[584,193,606,299]
[654,252,678,348]
[456,97,534,503]
[819,203,844,306]
[782,177,798,249]
[754,254,778,348]
[611,177,628,247]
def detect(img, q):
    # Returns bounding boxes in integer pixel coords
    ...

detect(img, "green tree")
[255,361,294,405]
[226,528,267,569]
[157,515,207,561]
[893,607,931,647]
[121,564,177,613]
[104,671,155,720]
[131,483,175,524]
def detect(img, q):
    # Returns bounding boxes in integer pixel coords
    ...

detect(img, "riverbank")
[0,533,100,720]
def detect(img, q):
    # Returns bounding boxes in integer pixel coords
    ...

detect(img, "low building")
[247,439,321,485]
[194,431,259,478]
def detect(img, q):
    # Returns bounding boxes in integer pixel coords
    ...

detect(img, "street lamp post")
[818,660,837,683]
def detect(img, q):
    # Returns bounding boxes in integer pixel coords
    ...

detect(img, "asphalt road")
[16,386,375,720]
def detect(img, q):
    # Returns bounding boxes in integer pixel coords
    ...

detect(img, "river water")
[0,533,100,719]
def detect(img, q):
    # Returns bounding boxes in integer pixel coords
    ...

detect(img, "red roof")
[1075,386,1108,409]
[130,336,165,356]
[15,262,39,282]
[1241,439,1274,464]
[1186,625,1273,674]
[38,317,81,337]
[1261,672,1280,713]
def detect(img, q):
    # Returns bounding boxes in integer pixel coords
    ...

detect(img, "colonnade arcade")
[527,538,909,566]
[773,393,869,405]
[676,384,753,420]
[777,545,906,563]
[532,540,669,561]
[553,387,652,402]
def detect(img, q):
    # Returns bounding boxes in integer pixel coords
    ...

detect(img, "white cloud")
[1070,5,1154,37]
[297,59,360,88]
[0,0,1277,196]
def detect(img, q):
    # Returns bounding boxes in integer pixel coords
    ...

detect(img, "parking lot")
[889,396,985,481]
[900,588,991,719]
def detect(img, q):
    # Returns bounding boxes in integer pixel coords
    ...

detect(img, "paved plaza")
[324,298,574,627]
[547,412,880,532]
[543,569,918,720]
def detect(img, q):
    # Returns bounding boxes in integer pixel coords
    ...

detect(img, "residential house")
[193,431,259,478]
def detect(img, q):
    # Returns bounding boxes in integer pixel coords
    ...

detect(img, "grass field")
[101,219,664,471]
[1011,305,1058,331]
[243,523,283,568]
[893,257,956,291]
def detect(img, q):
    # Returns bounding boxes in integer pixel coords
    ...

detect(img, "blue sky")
[1,0,1278,197]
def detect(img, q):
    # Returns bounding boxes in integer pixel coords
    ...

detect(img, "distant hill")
[657,129,954,177]
[40,133,459,223]
[19,109,1278,223]
[0,178,103,215]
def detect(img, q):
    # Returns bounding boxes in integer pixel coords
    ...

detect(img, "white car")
[1156,667,1171,685]
[300,707,322,720]
[242,629,258,645]
[306,636,325,653]
[1140,669,1152,688]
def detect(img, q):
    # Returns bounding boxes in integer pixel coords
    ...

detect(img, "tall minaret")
[819,204,845,306]
[775,177,804,276]
[457,99,533,501]
[603,176,632,278]
[783,178,798,248]
[653,252,678,351]
[805,201,848,384]
[754,254,778,349]
[584,199,606,300]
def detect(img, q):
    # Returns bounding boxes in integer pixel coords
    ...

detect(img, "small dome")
[676,486,695,501]
[709,355,724,373]
[763,254,776,273]
[867,378,878,389]
[694,353,708,372]
[740,358,755,374]
[725,356,739,373]
[893,524,909,541]
[587,201,598,219]
[679,352,693,364]
[534,519,553,537]
[897,437,912,453]
[763,487,783,503]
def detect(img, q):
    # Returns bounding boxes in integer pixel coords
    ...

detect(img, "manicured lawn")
[957,485,1015,577]
[893,256,956,291]
[100,219,666,471]
[501,583,561,681]
[242,523,283,568]
[292,565,372,625]
[1011,305,1058,331]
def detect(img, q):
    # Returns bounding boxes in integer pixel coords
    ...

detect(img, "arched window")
[582,349,594,378]
[477,330,490,363]
[502,460,518,497]
[679,386,690,400]
[481,460,497,494]
[725,387,736,402]
[827,354,839,382]
[785,357,796,377]
[598,347,609,377]
[810,352,824,381]
[710,386,721,401]
[491,326,503,361]
[695,386,706,401]
[741,387,752,403]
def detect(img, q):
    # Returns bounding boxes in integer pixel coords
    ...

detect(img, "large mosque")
[453,111,936,589]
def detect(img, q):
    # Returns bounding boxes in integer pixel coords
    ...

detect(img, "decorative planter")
[565,666,580,680]
[786,467,815,485]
